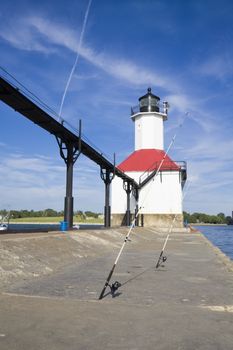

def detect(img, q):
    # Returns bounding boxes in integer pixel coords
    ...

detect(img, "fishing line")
[155,181,191,269]
[102,265,153,299]
[98,112,189,300]
[138,112,189,210]
[110,183,191,297]
[58,0,92,119]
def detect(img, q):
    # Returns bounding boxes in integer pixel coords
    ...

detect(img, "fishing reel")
[108,281,121,295]
[156,255,167,268]
[162,256,167,263]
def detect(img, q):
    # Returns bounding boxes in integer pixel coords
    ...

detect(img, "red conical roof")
[117,149,179,172]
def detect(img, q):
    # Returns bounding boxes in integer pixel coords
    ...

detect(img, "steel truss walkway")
[0,74,139,228]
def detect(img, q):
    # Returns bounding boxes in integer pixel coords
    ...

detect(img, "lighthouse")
[111,88,187,227]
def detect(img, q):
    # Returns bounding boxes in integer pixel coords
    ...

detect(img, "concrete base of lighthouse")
[111,213,135,227]
[111,213,184,228]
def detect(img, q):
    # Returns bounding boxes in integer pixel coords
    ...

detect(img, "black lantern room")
[139,87,160,113]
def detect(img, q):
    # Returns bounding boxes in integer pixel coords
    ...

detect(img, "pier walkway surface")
[0,228,232,349]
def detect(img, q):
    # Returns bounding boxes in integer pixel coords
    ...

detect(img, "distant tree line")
[0,209,102,219]
[1,209,233,224]
[183,211,233,225]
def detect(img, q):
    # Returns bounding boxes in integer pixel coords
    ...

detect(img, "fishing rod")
[98,215,138,299]
[155,182,191,269]
[98,112,189,300]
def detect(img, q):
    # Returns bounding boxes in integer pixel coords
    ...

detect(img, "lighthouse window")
[151,99,159,107]
[140,99,149,107]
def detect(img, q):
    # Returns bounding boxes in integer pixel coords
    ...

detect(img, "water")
[196,225,233,260]
[7,223,103,232]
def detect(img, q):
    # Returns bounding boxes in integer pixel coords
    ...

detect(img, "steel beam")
[0,74,139,191]
[123,181,133,226]
[64,143,74,228]
[133,186,139,227]
[101,168,114,227]
[56,132,81,229]
[105,175,111,227]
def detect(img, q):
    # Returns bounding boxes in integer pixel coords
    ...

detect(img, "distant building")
[111,88,187,227]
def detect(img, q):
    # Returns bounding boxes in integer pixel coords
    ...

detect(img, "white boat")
[0,212,10,231]
[0,223,8,231]
[73,224,80,230]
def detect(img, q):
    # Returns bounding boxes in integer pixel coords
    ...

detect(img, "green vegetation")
[1,208,233,225]
[0,209,103,224]
[10,216,103,224]
[10,216,64,223]
[183,211,233,225]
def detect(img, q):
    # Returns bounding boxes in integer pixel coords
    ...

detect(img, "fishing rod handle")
[99,264,116,300]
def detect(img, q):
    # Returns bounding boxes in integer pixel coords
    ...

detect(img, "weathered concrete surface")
[111,214,184,227]
[0,228,232,349]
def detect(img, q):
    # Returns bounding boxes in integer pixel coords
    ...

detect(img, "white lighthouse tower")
[133,88,166,151]
[111,88,187,227]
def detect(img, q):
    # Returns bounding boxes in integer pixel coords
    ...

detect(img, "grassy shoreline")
[10,216,103,224]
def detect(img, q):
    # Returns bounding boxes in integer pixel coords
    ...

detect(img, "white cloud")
[0,152,104,211]
[0,15,177,90]
[0,20,55,54]
[198,55,233,80]
[4,156,62,173]
[28,15,174,88]
[1,14,223,131]
[165,93,218,133]
[1,13,233,215]
[183,136,233,163]
[173,127,233,215]
[1,14,218,136]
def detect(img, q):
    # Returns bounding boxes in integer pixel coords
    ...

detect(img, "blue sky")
[1,0,233,215]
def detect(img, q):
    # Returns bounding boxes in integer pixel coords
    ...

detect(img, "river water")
[196,225,233,260]
[7,223,103,232]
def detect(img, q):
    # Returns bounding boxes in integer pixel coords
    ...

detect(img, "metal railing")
[139,161,187,185]
[0,66,115,165]
[131,102,168,116]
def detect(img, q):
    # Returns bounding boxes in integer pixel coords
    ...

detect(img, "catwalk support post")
[101,168,115,227]
[123,180,133,226]
[64,143,75,228]
[56,120,82,229]
[133,186,139,227]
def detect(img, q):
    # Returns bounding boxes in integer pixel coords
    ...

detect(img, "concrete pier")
[0,228,232,349]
